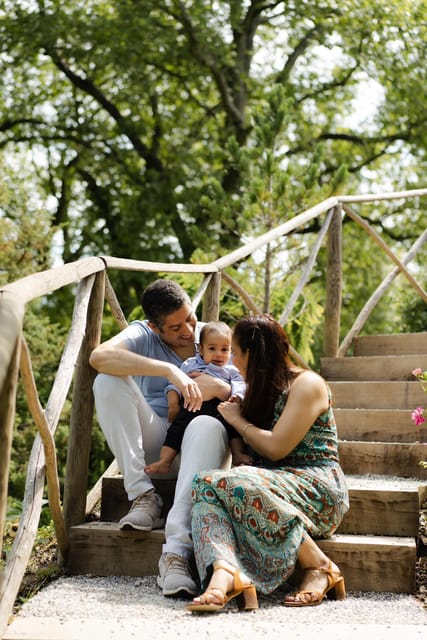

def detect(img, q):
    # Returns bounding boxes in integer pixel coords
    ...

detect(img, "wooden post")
[323,205,343,358]
[63,271,105,534]
[0,295,24,555]
[202,272,221,321]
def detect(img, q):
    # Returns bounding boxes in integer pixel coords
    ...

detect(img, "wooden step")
[335,408,426,443]
[100,477,175,522]
[67,522,164,577]
[329,381,426,409]
[321,354,427,381]
[338,476,421,536]
[100,475,421,537]
[353,332,427,356]
[317,534,417,593]
[338,441,427,479]
[66,522,417,593]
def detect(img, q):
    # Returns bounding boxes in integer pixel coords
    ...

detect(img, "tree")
[0,0,425,317]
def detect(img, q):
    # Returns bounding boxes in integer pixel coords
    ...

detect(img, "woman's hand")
[217,400,243,426]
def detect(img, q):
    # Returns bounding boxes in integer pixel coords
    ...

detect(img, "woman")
[186,314,349,612]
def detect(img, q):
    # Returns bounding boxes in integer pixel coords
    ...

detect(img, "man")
[89,279,231,597]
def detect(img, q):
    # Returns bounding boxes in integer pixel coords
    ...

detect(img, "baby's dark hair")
[200,321,232,344]
[141,279,192,328]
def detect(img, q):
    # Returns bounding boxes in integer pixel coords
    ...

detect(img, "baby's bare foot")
[144,460,171,475]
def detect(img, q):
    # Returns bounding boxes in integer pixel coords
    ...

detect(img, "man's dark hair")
[141,279,192,328]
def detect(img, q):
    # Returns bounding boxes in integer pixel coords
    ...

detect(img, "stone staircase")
[66,332,427,593]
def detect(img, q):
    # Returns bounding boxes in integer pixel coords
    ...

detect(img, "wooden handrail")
[212,197,339,271]
[337,188,427,203]
[102,256,218,273]
[19,337,68,558]
[0,274,99,628]
[343,204,427,302]
[338,228,427,356]
[279,208,334,326]
[0,257,105,303]
[63,271,105,533]
[323,205,343,357]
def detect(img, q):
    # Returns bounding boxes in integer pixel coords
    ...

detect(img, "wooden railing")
[0,189,426,635]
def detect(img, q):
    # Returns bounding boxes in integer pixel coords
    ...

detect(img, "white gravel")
[5,575,426,640]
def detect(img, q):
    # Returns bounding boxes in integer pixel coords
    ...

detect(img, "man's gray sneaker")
[157,552,198,597]
[119,489,164,531]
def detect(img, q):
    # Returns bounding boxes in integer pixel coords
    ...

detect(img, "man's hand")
[189,372,231,402]
[167,368,203,411]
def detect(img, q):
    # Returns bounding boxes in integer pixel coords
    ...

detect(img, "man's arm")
[89,339,202,410]
[189,372,231,402]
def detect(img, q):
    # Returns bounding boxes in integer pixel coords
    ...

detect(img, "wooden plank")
[280,208,333,326]
[338,188,427,203]
[63,272,105,532]
[338,486,420,536]
[338,230,427,356]
[335,409,426,443]
[100,475,421,537]
[329,381,426,409]
[0,338,20,557]
[353,332,427,356]
[321,354,427,381]
[0,257,105,304]
[202,272,221,322]
[338,441,427,479]
[19,337,68,559]
[66,523,417,593]
[343,204,426,301]
[67,522,165,577]
[0,295,24,393]
[44,276,96,429]
[102,256,218,273]
[323,205,343,358]
[0,437,46,636]
[318,534,417,593]
[212,197,339,271]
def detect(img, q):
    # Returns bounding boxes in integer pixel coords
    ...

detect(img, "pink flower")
[412,368,423,377]
[411,407,426,426]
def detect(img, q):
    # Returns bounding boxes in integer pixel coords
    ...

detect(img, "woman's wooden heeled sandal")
[283,560,346,607]
[186,562,258,613]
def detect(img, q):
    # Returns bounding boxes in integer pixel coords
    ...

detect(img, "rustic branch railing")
[0,190,426,636]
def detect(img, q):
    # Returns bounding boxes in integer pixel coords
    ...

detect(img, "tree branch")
[275,23,325,86]
[46,48,164,171]
[174,1,246,132]
[0,118,45,132]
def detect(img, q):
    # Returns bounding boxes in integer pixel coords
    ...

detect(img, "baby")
[145,321,252,474]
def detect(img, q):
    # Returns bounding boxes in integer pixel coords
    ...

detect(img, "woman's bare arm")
[218,371,329,460]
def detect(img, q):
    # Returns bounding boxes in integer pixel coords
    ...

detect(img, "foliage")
[0,163,110,504]
[1,0,426,316]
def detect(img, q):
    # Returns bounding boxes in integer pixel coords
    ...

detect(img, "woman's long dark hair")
[233,314,295,427]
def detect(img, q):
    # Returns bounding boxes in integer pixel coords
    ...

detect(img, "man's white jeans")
[93,374,230,559]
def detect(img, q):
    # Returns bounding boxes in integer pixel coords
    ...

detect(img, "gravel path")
[5,575,426,640]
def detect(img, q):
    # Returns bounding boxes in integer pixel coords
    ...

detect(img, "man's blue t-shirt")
[111,320,202,418]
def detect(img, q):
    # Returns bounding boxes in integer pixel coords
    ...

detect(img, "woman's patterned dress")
[191,385,349,594]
